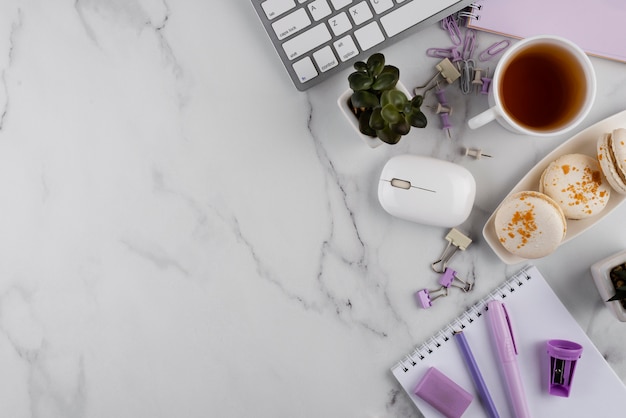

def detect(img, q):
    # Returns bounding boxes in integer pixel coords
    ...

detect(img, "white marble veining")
[1,2,625,417]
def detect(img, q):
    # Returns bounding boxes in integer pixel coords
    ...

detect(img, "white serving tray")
[483,109,626,264]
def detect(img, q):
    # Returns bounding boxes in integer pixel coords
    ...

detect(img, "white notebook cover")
[391,265,626,417]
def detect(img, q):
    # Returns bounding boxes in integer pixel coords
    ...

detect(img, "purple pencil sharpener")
[546,339,583,397]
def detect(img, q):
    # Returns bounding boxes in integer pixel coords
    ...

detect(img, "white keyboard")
[251,0,474,91]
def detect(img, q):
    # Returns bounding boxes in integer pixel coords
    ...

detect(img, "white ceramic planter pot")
[337,81,411,149]
[590,249,626,322]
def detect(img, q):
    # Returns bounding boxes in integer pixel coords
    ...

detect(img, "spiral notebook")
[391,265,626,417]
[465,0,626,63]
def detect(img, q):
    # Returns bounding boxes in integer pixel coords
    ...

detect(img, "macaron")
[597,128,626,194]
[494,191,567,259]
[539,153,610,219]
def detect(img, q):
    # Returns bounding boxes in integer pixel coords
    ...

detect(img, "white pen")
[487,300,531,418]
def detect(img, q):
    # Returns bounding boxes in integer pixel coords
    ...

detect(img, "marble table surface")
[1,2,626,417]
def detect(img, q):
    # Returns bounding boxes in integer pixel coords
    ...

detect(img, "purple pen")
[487,300,531,418]
[454,331,500,418]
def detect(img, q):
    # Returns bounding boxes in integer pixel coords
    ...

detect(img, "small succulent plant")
[348,53,427,145]
[608,265,626,308]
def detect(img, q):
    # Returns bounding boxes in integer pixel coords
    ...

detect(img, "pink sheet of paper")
[467,0,626,63]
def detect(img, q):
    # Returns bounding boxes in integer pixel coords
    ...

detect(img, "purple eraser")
[546,339,583,397]
[414,367,473,418]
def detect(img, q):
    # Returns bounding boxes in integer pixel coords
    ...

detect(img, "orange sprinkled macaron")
[597,128,626,195]
[539,153,610,219]
[494,191,567,259]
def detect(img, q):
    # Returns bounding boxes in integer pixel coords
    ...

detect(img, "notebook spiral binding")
[457,2,482,23]
[394,266,532,373]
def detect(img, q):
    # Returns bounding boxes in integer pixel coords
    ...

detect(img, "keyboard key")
[381,0,453,37]
[272,8,311,40]
[333,35,359,62]
[293,57,318,83]
[328,12,352,36]
[313,46,339,72]
[253,0,472,90]
[282,23,332,60]
[348,2,373,25]
[261,0,296,20]
[330,0,353,9]
[354,21,384,51]
[369,0,394,14]
[307,0,332,21]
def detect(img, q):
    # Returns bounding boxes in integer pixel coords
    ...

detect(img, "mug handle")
[468,106,499,129]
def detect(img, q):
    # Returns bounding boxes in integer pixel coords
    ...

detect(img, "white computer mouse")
[378,154,476,227]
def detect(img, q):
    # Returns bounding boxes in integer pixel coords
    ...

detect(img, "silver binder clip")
[438,267,473,292]
[415,286,449,309]
[431,228,472,273]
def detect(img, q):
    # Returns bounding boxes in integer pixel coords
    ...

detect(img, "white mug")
[468,35,596,136]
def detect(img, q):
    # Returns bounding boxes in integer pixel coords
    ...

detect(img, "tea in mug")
[499,43,587,132]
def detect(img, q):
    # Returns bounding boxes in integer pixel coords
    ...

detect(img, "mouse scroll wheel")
[390,178,411,190]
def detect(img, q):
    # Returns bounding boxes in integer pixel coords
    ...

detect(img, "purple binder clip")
[438,268,473,292]
[546,339,583,397]
[415,286,448,309]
